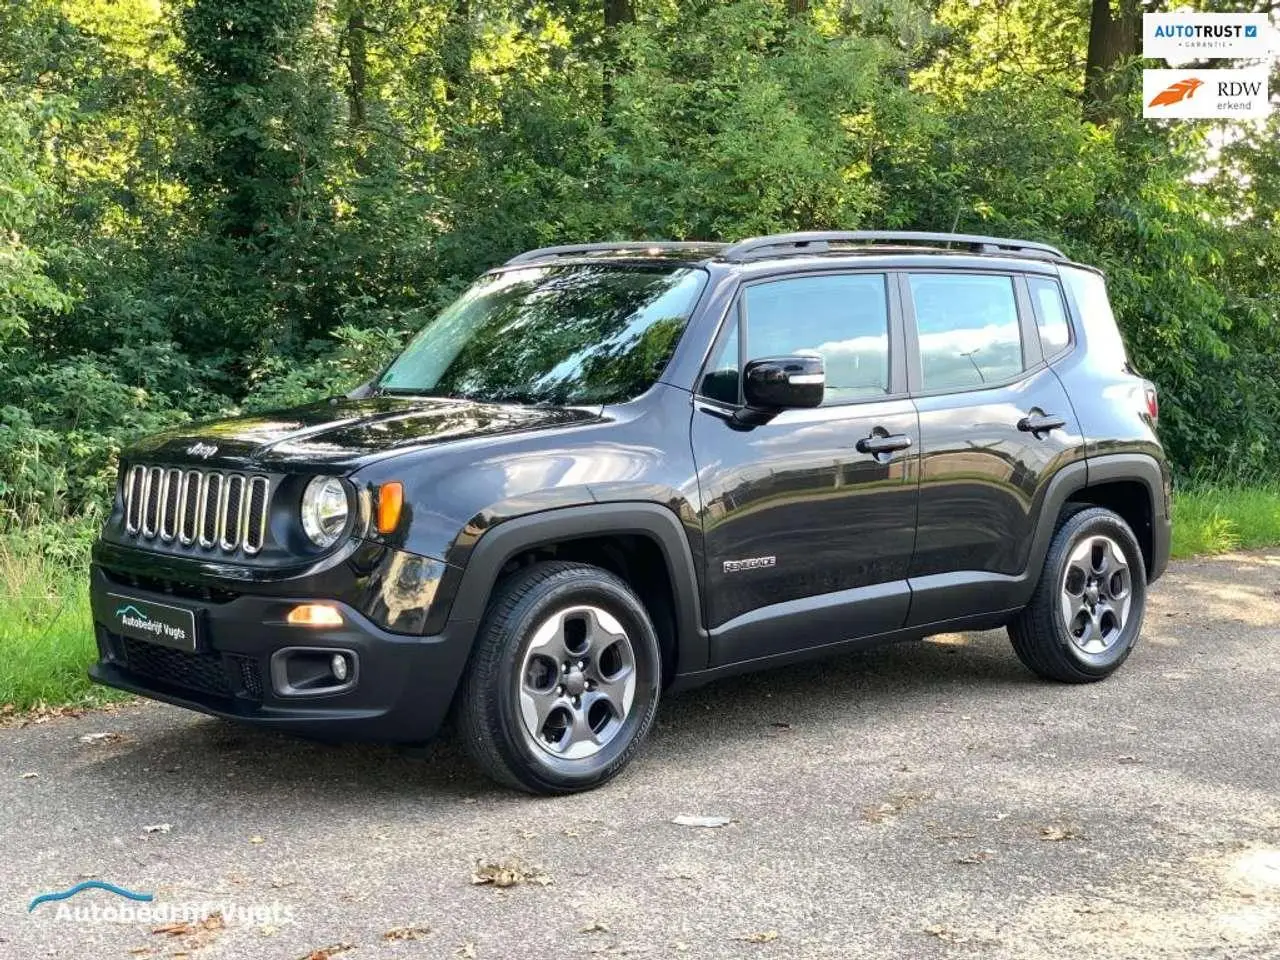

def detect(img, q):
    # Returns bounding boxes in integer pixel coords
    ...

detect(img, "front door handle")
[856,433,913,455]
[1017,413,1066,435]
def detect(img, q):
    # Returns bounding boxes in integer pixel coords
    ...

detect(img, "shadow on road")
[73,630,1039,805]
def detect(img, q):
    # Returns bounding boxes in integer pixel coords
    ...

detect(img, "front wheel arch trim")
[443,503,709,677]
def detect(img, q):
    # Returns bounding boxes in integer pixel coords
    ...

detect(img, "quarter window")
[908,273,1023,391]
[1028,277,1071,357]
[700,274,891,405]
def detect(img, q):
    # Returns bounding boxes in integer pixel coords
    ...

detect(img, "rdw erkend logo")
[1148,77,1203,108]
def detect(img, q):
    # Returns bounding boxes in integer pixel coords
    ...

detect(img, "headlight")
[300,476,349,548]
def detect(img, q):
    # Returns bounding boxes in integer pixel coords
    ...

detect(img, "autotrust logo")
[1148,77,1203,108]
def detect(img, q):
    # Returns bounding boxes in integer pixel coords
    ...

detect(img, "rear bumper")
[1150,512,1172,583]
[88,565,476,742]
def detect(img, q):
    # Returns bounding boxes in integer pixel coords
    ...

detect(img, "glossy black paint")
[128,396,604,472]
[741,356,825,409]
[692,397,920,635]
[90,247,1172,741]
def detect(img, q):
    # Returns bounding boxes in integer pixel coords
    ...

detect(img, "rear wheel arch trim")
[444,503,709,675]
[1031,453,1166,587]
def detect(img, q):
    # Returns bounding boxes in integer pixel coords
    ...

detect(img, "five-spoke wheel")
[457,562,662,794]
[518,605,637,760]
[1009,506,1147,683]
[1059,535,1132,655]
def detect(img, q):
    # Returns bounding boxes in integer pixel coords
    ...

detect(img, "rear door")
[690,270,920,665]
[901,269,1084,625]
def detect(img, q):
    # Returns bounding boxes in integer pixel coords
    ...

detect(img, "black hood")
[127,396,603,471]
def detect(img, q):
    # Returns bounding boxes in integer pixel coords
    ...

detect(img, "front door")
[690,271,920,666]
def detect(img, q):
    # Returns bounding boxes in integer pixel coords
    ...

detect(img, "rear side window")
[700,273,892,405]
[1028,276,1071,357]
[1061,267,1128,366]
[908,273,1022,391]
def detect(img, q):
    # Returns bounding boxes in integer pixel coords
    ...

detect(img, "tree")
[1083,0,1140,121]
[0,97,69,340]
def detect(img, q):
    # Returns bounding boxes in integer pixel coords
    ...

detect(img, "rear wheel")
[1009,506,1147,683]
[457,562,662,794]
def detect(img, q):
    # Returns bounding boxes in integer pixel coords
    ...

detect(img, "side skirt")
[669,606,1021,693]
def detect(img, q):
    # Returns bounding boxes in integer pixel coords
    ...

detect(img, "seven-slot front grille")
[124,465,269,554]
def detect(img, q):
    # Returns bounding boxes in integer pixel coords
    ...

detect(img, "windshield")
[378,264,709,405]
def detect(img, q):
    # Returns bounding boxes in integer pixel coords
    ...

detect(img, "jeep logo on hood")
[186,442,218,459]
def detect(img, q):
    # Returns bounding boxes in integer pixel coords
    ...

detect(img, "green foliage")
[0,518,125,710]
[1171,484,1280,559]
[0,0,1277,528]
[0,96,71,339]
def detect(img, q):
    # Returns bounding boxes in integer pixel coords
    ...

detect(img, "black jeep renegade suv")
[90,231,1172,794]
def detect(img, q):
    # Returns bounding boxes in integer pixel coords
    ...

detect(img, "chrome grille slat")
[244,477,269,554]
[178,471,201,545]
[125,465,145,533]
[200,473,224,548]
[221,475,246,551]
[159,468,182,542]
[142,468,163,536]
[122,464,270,555]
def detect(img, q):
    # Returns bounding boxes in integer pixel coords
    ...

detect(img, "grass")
[1170,484,1280,559]
[0,523,127,712]
[0,484,1277,711]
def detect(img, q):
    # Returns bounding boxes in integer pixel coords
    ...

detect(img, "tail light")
[1144,384,1159,424]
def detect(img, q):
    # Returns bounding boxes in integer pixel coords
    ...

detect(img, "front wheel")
[1008,506,1147,683]
[456,561,662,794]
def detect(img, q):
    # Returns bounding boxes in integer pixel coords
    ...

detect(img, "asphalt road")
[4,550,1280,959]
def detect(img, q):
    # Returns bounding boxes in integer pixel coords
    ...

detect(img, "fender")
[905,452,1168,624]
[438,502,709,676]
[1085,451,1172,582]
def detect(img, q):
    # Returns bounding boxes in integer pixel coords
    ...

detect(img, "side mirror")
[742,356,825,410]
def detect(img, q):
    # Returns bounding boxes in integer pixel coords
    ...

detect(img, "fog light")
[330,653,349,682]
[286,604,344,627]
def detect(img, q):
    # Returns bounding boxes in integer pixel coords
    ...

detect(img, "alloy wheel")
[517,605,637,761]
[1060,534,1132,655]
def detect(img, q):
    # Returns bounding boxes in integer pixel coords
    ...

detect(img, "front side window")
[378,265,708,405]
[909,273,1023,391]
[700,273,891,405]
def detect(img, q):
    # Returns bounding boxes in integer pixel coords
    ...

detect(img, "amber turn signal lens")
[286,603,344,627]
[376,482,404,534]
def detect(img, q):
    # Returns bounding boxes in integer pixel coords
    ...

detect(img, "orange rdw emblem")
[1148,77,1204,107]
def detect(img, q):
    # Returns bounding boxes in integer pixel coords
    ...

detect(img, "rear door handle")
[1017,413,1066,435]
[856,433,913,455]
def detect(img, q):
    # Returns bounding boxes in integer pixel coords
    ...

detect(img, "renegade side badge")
[723,556,776,573]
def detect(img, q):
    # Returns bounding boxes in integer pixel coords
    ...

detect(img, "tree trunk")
[1084,0,1141,122]
[605,0,633,29]
[443,0,471,104]
[346,10,367,128]
[602,0,633,114]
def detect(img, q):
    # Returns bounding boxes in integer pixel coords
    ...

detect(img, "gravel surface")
[3,550,1279,959]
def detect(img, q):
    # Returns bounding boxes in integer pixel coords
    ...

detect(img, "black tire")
[456,561,662,794]
[1008,506,1147,683]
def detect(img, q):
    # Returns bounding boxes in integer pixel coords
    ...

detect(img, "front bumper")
[88,565,476,742]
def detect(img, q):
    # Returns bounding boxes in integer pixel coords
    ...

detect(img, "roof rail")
[504,241,724,266]
[720,231,1067,262]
